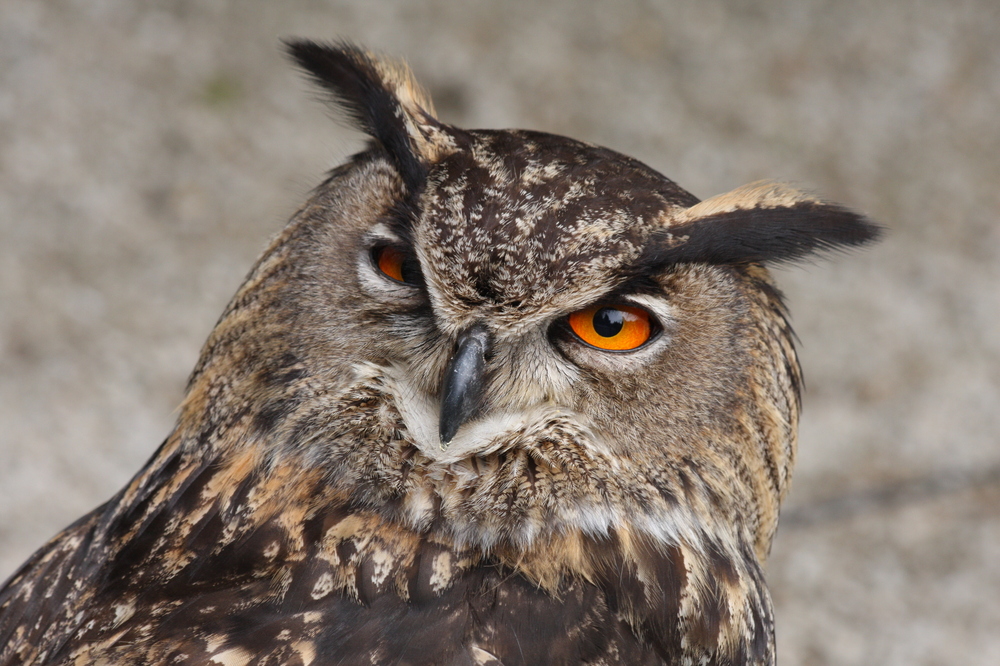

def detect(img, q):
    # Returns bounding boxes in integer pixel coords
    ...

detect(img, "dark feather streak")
[283,39,429,194]
[638,201,882,269]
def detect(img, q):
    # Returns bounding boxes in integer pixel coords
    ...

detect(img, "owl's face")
[355,128,730,458]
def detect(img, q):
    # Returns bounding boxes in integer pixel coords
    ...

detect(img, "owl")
[0,41,879,665]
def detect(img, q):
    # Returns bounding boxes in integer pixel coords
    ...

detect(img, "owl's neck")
[107,354,780,663]
[95,420,775,664]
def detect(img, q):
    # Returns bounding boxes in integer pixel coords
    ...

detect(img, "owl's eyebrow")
[382,197,420,245]
[631,198,881,271]
[602,273,666,301]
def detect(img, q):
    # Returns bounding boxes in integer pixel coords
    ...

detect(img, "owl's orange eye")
[374,246,421,284]
[567,304,654,351]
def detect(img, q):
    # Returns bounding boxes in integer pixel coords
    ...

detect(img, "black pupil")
[399,256,421,284]
[593,307,624,338]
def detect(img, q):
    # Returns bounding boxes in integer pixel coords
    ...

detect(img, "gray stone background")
[1,1,998,663]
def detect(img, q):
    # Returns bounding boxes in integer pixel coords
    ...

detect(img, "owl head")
[182,40,877,561]
[180,42,880,555]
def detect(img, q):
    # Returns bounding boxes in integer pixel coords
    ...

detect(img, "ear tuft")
[647,181,882,266]
[283,39,445,192]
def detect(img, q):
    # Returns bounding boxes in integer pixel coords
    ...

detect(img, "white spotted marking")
[111,601,135,628]
[428,552,453,594]
[310,572,334,600]
[209,647,252,666]
[293,640,317,666]
[204,635,226,653]
[369,549,394,588]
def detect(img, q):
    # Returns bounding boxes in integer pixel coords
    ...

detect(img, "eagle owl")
[0,41,879,665]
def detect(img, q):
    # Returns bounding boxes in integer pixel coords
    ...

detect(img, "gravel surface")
[2,1,998,663]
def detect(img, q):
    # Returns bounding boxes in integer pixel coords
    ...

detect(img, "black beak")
[439,323,491,445]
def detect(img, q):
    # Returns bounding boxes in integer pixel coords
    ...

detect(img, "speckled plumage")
[0,41,879,665]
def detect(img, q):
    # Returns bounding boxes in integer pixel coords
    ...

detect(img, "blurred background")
[1,1,998,663]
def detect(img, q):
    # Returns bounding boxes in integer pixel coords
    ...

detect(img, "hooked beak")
[439,323,491,445]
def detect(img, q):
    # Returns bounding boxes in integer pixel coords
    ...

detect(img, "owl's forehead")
[414,129,696,330]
